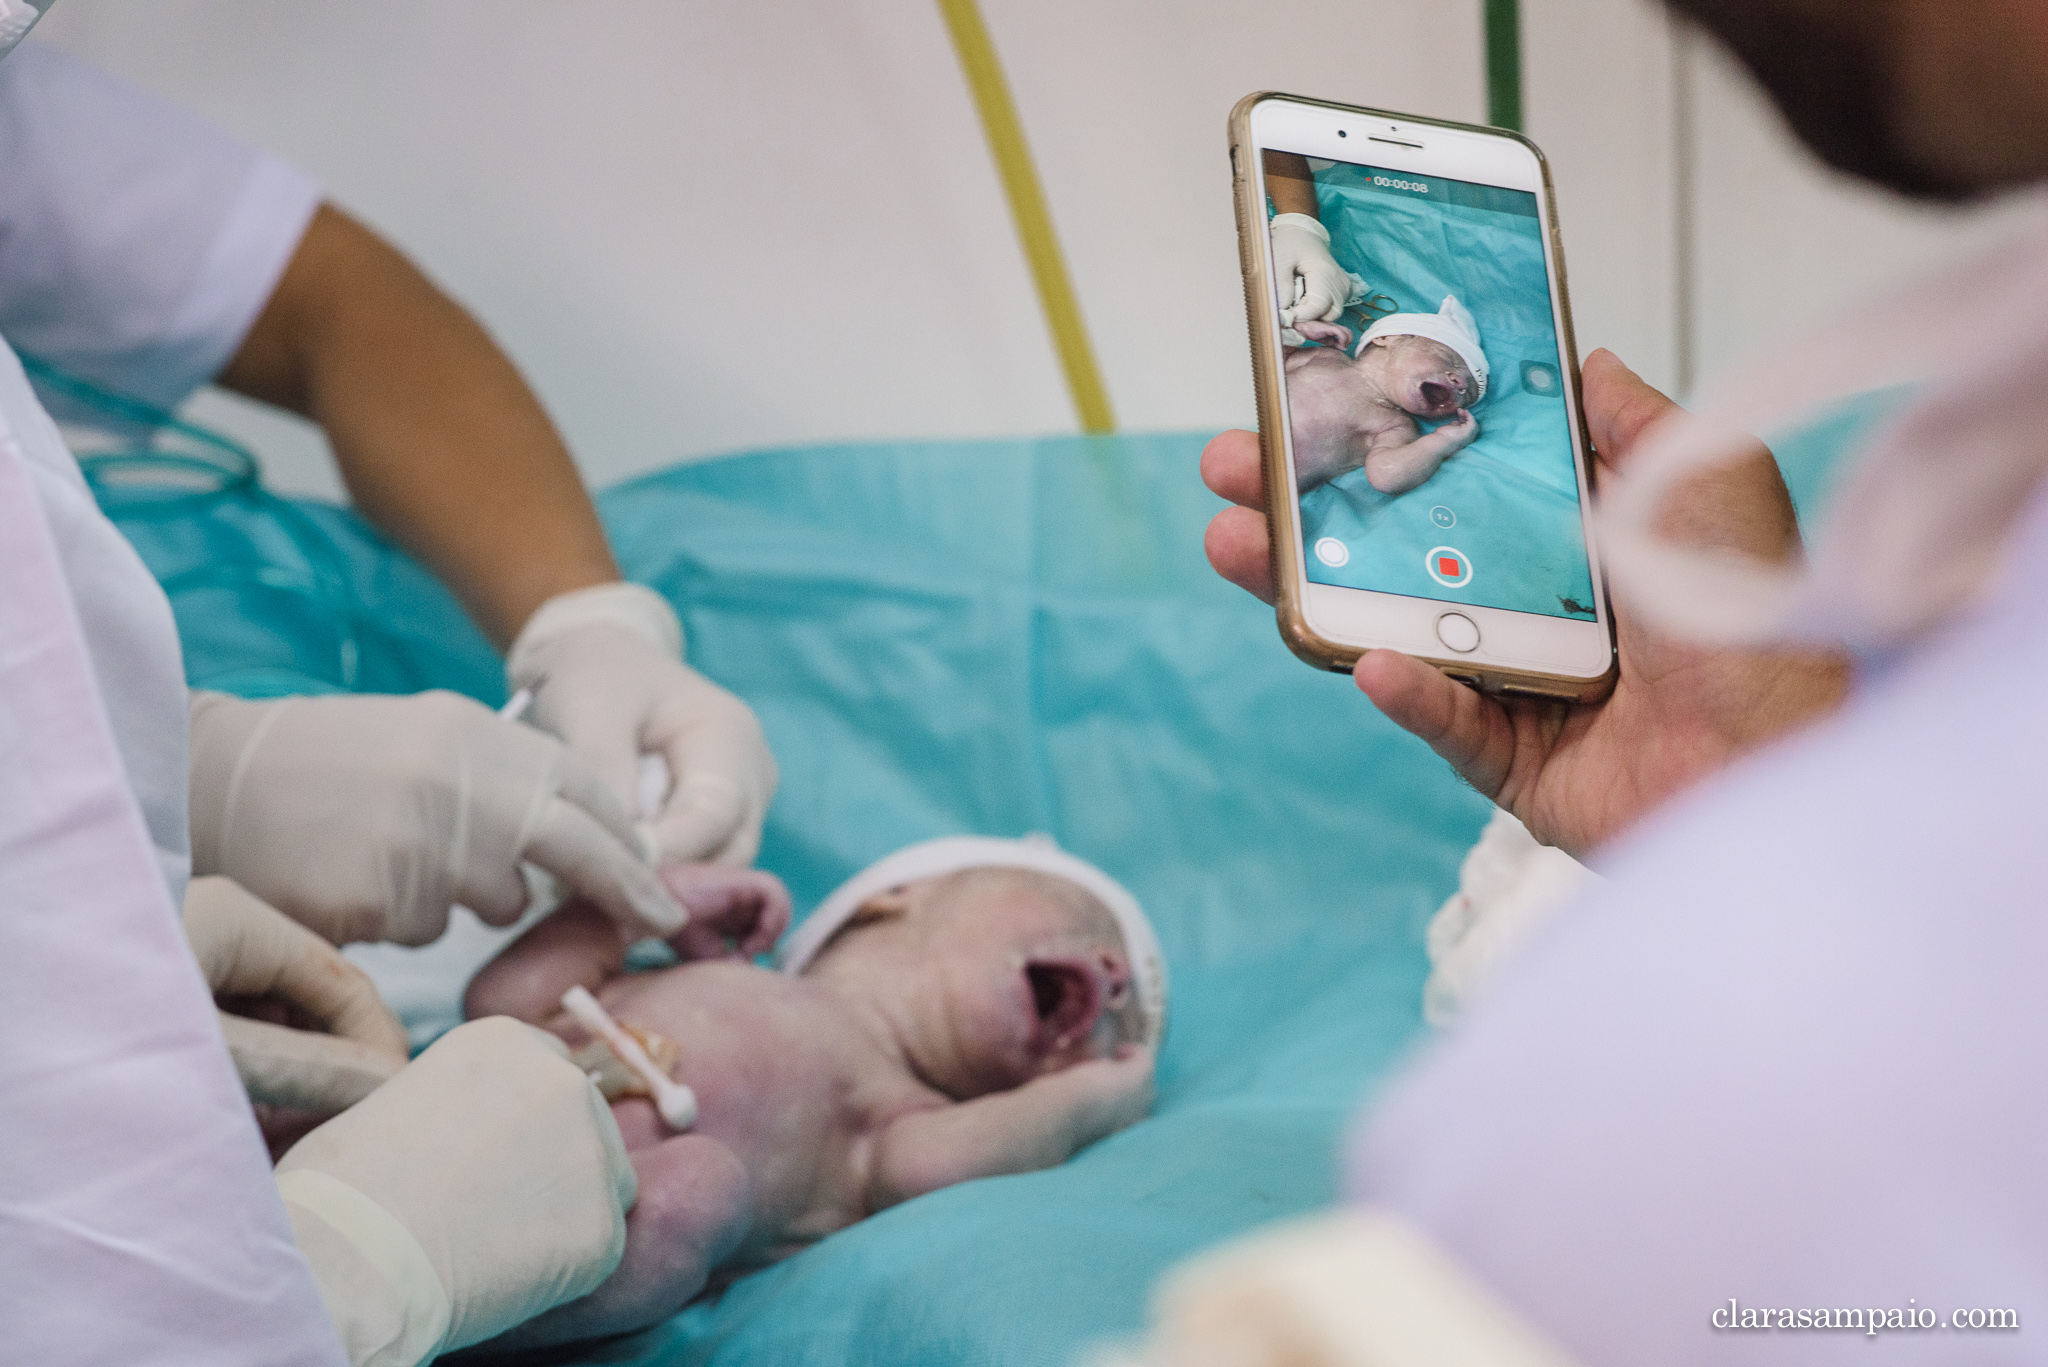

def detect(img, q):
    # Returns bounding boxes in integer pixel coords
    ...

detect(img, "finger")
[523,798,688,937]
[744,877,793,954]
[1295,288,1337,322]
[542,740,647,856]
[1200,429,1266,510]
[532,693,643,820]
[218,1012,405,1112]
[1353,650,1516,802]
[653,774,749,865]
[1205,505,1276,605]
[271,937,410,1058]
[1580,349,1683,476]
[1580,352,1801,561]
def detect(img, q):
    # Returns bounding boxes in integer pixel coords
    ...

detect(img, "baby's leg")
[475,1129,753,1351]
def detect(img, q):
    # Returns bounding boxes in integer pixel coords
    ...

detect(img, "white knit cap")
[1357,295,1489,401]
[776,835,1168,1046]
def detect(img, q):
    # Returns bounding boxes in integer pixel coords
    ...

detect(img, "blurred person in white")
[0,4,727,1361]
[1165,0,2048,1361]
[0,29,777,954]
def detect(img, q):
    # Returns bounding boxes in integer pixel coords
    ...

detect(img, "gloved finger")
[185,878,409,1057]
[1293,286,1339,324]
[544,741,654,862]
[218,1011,405,1112]
[651,774,750,866]
[532,692,644,827]
[523,796,688,937]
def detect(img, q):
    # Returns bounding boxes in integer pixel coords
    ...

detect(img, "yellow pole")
[934,0,1117,434]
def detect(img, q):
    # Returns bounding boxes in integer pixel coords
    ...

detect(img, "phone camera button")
[1436,612,1480,654]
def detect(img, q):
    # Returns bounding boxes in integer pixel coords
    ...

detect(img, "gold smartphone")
[1230,92,1616,701]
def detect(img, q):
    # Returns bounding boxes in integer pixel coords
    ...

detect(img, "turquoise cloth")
[111,434,1490,1366]
[1294,163,1596,621]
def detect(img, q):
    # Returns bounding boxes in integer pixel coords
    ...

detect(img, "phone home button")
[1435,612,1480,654]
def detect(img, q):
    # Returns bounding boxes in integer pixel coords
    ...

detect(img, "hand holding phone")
[1201,350,1848,857]
[1230,94,1614,701]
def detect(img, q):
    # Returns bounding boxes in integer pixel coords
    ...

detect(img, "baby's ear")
[844,887,913,928]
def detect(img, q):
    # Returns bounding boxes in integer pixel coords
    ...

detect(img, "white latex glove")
[184,876,410,1113]
[1269,212,1350,327]
[276,1017,636,1365]
[189,689,686,946]
[508,583,777,866]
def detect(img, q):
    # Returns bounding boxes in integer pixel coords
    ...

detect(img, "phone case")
[1229,92,1616,704]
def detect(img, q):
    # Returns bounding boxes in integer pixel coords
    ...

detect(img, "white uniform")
[1349,487,2048,1361]
[0,39,319,897]
[0,41,342,1363]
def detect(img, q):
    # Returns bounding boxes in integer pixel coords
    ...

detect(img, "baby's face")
[1359,335,1477,417]
[810,869,1135,1100]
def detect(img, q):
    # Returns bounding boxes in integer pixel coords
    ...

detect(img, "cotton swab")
[499,686,535,722]
[560,985,697,1130]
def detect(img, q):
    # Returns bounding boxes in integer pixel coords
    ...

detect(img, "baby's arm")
[1362,408,1480,495]
[864,1048,1155,1212]
[464,897,626,1025]
[464,865,792,1024]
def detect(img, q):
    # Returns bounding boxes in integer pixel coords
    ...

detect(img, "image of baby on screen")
[1263,148,1597,622]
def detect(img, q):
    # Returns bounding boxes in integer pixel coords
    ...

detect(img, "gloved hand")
[184,876,410,1113]
[1269,212,1350,326]
[508,584,777,866]
[276,1016,637,1365]
[188,689,686,946]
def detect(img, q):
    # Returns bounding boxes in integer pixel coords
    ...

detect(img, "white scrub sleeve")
[0,40,321,409]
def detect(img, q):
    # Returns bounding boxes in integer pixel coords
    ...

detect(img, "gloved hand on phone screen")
[1269,212,1351,327]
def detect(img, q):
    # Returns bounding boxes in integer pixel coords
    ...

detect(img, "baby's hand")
[1054,1044,1157,1144]
[1439,408,1480,448]
[660,864,792,960]
[1290,318,1355,352]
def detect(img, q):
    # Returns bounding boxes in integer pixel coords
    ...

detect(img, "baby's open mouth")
[1025,959,1101,1047]
[1418,379,1456,411]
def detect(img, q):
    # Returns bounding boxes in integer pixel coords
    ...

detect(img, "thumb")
[1353,650,1516,804]
[1581,348,1682,476]
[651,773,751,866]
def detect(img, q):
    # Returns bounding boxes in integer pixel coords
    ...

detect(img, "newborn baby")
[1284,295,1490,496]
[463,837,1164,1350]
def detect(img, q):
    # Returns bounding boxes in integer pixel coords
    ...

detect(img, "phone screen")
[1265,150,1596,623]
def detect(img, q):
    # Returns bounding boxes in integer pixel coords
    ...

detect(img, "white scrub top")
[0,39,321,898]
[0,42,342,1361]
[1348,488,2048,1361]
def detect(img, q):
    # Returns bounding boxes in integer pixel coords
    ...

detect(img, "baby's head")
[1358,333,1479,419]
[784,838,1165,1100]
[804,866,1144,1098]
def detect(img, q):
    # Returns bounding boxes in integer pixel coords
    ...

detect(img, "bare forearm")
[217,204,619,648]
[1264,152,1321,218]
[1365,431,1464,495]
[868,1084,1087,1210]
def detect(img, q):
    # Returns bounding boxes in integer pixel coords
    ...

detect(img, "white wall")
[31,0,2039,500]
[33,0,1481,497]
